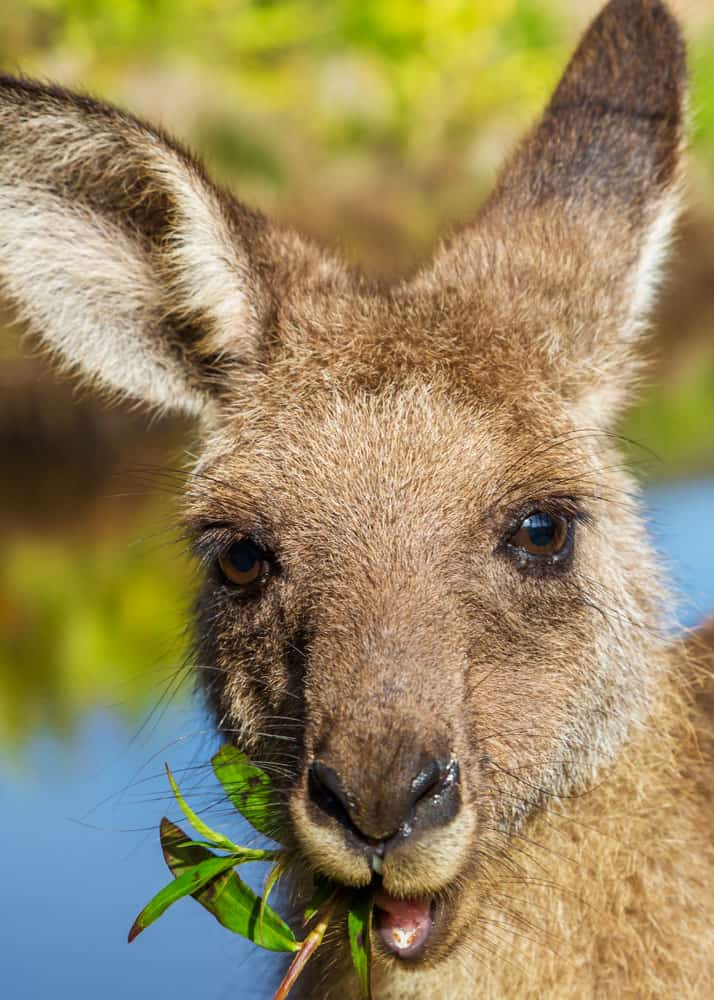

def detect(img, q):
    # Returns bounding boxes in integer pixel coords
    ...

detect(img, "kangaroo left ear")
[0,76,350,420]
[415,0,687,424]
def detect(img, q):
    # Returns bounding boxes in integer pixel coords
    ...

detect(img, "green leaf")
[165,762,240,852]
[171,839,279,862]
[128,852,238,942]
[160,818,298,953]
[348,891,374,1000]
[211,745,285,842]
[259,858,286,944]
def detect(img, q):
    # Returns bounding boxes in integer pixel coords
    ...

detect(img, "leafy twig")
[128,748,375,998]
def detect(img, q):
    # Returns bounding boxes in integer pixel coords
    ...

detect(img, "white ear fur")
[0,77,270,416]
[625,191,682,341]
[0,182,206,415]
[146,142,263,362]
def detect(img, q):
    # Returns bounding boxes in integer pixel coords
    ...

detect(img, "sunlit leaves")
[159,818,298,953]
[0,528,191,747]
[165,763,239,852]
[128,852,242,943]
[211,745,286,842]
[129,751,375,998]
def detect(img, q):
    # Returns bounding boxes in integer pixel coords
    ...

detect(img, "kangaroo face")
[184,289,663,960]
[0,0,686,981]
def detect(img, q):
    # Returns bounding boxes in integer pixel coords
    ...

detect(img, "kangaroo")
[1,0,712,996]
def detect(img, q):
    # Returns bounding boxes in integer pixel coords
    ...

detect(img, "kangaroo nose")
[308,754,460,846]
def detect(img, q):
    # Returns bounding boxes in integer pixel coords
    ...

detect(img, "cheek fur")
[462,569,602,824]
[195,582,307,762]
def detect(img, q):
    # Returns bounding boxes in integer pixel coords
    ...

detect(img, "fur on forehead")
[189,372,606,529]
[192,265,630,445]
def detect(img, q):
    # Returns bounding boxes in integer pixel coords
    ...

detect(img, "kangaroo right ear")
[0,76,333,418]
[414,0,687,424]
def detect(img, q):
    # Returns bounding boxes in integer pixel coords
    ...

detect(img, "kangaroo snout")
[289,708,472,895]
[307,752,460,849]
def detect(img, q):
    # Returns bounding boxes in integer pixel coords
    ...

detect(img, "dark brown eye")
[218,539,267,589]
[509,512,570,558]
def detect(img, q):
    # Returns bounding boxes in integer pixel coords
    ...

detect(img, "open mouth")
[372,887,438,960]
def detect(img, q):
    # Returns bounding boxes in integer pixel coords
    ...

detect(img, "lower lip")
[373,889,437,960]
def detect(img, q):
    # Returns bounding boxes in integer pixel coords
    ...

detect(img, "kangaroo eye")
[508,512,570,558]
[218,539,268,589]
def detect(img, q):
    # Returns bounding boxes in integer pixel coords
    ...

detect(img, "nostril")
[408,757,448,809]
[308,761,354,830]
[307,753,461,847]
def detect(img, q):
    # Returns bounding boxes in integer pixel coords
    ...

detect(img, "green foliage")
[2,0,709,274]
[348,891,374,1000]
[157,817,298,952]
[0,3,594,196]
[166,762,249,852]
[8,1,708,163]
[130,752,374,997]
[212,744,286,842]
[622,358,714,478]
[692,34,714,167]
[0,513,193,748]
[129,851,247,942]
[302,879,335,926]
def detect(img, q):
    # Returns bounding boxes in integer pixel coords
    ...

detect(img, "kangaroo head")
[0,0,686,981]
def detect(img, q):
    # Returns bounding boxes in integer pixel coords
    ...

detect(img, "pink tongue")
[373,888,433,958]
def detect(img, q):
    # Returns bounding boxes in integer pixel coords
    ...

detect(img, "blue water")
[1,480,713,1000]
[0,707,284,1000]
[645,480,714,626]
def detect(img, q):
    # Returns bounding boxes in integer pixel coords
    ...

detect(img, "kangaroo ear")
[0,77,336,418]
[417,0,687,422]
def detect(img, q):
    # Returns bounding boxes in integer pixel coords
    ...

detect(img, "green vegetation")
[0,513,193,747]
[3,1,711,266]
[693,37,714,176]
[130,747,375,999]
[623,358,714,478]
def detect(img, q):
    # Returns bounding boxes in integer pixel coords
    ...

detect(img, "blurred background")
[1,2,713,998]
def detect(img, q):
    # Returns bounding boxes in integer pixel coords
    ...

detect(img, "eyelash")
[190,522,271,565]
[499,498,588,536]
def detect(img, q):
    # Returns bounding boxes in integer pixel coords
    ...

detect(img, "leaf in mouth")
[348,890,375,1000]
[164,762,241,852]
[258,856,287,946]
[302,877,337,927]
[127,850,241,942]
[129,750,376,998]
[154,817,299,953]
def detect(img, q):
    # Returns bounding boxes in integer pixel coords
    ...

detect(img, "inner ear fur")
[0,76,347,417]
[413,0,687,423]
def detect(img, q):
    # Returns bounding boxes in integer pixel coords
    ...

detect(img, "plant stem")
[272,897,339,1000]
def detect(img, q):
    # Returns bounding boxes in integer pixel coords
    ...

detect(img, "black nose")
[308,754,460,847]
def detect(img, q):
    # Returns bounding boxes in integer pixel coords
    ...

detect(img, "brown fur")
[308,666,714,999]
[0,1,711,996]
